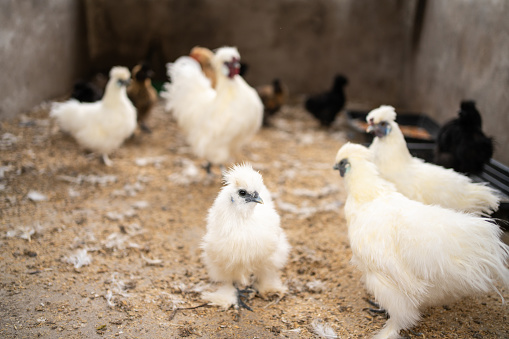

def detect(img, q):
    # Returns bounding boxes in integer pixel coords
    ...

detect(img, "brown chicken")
[127,62,158,133]
[256,78,288,126]
[189,46,217,88]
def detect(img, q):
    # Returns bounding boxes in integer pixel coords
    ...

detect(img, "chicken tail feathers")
[50,99,83,134]
[465,183,501,216]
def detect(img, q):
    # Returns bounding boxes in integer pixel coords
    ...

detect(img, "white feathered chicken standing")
[334,142,509,339]
[162,47,263,173]
[201,164,290,310]
[50,66,136,166]
[366,105,499,215]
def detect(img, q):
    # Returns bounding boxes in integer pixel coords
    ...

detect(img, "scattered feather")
[306,280,326,293]
[277,200,342,218]
[105,211,124,221]
[6,223,43,241]
[111,182,145,197]
[103,232,141,251]
[132,200,149,209]
[64,249,92,269]
[122,223,144,236]
[105,290,115,307]
[135,156,166,167]
[141,254,163,266]
[311,319,339,339]
[27,190,48,202]
[168,158,201,185]
[58,174,117,186]
[0,133,18,150]
[68,187,81,197]
[105,273,131,307]
[292,185,339,198]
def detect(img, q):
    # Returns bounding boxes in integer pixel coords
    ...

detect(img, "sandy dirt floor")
[1,100,508,339]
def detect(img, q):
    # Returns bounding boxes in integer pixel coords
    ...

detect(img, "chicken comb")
[366,105,397,124]
[109,66,131,81]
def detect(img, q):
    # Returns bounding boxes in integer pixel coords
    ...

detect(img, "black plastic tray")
[346,110,440,143]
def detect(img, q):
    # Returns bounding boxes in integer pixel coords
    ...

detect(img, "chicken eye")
[380,121,387,127]
[238,189,247,197]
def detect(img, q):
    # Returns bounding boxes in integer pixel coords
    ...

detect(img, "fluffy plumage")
[366,105,499,215]
[305,74,348,127]
[434,100,494,175]
[162,47,263,171]
[127,62,158,133]
[334,142,509,339]
[51,66,136,166]
[256,78,289,126]
[201,164,290,309]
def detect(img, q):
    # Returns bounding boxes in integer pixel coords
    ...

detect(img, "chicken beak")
[118,79,131,87]
[366,124,374,133]
[247,192,264,204]
[253,196,264,204]
[334,159,350,177]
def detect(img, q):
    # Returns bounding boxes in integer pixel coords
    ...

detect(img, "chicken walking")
[50,66,136,166]
[334,142,509,339]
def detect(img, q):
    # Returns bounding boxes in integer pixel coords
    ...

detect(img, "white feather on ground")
[50,66,136,166]
[162,47,263,168]
[6,223,44,242]
[64,249,92,269]
[201,163,290,309]
[26,190,48,202]
[167,158,202,185]
[311,319,339,339]
[366,105,499,215]
[334,142,509,339]
[58,174,118,186]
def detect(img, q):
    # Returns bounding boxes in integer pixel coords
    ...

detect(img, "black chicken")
[70,80,103,103]
[434,100,494,175]
[305,74,348,127]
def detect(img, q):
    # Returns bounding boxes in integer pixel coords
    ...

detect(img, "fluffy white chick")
[366,105,499,215]
[201,163,290,310]
[334,142,509,339]
[162,47,263,173]
[51,66,136,166]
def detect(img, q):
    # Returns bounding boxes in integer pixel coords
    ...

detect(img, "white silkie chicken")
[366,105,499,215]
[51,66,136,166]
[162,47,263,173]
[334,142,509,339]
[201,163,290,310]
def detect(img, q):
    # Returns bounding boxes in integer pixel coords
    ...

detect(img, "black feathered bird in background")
[434,100,494,175]
[70,73,108,103]
[304,74,348,127]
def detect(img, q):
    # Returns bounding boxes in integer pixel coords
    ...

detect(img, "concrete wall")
[0,0,507,163]
[0,0,88,120]
[83,0,413,106]
[404,0,509,164]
